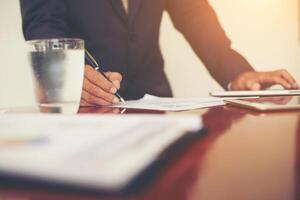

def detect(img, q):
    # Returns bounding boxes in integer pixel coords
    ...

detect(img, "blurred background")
[0,0,299,107]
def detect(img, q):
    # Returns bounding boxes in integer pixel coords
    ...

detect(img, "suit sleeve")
[20,0,71,40]
[166,0,254,89]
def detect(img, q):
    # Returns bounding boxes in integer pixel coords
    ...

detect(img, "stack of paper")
[0,114,203,191]
[109,94,225,111]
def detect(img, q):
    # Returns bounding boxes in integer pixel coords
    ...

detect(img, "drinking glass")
[28,38,84,111]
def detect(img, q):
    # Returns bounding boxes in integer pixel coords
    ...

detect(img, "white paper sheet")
[109,94,226,111]
[0,114,203,191]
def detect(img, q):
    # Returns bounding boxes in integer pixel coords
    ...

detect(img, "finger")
[80,98,94,107]
[239,79,260,90]
[232,81,246,90]
[247,82,261,90]
[105,72,122,89]
[231,76,246,90]
[83,77,119,103]
[113,80,121,90]
[84,65,117,93]
[258,73,292,89]
[81,90,112,106]
[277,70,299,89]
[245,80,261,90]
[271,77,292,89]
[105,72,122,82]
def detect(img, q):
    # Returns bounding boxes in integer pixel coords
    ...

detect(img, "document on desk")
[0,114,203,191]
[108,94,226,111]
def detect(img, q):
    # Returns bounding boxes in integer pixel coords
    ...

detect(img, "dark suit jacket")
[20,0,254,100]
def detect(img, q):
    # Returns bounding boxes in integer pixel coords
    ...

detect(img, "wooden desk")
[0,106,299,200]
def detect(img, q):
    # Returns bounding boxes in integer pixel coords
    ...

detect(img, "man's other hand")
[80,65,122,106]
[231,69,299,91]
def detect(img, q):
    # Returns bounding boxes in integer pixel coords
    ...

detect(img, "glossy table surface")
[0,105,299,200]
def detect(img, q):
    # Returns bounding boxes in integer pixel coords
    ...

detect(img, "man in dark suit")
[20,0,298,106]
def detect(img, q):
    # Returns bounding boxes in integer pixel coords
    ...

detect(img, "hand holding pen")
[80,49,125,107]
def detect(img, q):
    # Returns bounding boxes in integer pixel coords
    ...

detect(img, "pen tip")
[120,98,125,103]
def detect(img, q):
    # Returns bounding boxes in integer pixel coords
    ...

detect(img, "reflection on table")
[0,105,299,200]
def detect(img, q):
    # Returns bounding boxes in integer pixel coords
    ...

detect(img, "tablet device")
[225,96,300,111]
[210,90,300,97]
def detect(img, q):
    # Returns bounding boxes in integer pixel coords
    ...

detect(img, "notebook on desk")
[0,114,204,192]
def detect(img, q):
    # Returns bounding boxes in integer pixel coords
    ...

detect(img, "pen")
[85,49,125,103]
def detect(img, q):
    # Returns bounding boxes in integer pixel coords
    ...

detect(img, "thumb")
[105,72,121,89]
[112,80,121,89]
[246,81,261,90]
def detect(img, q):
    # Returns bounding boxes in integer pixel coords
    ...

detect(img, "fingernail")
[113,97,119,104]
[110,87,117,93]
